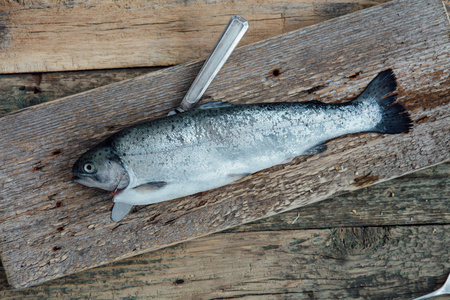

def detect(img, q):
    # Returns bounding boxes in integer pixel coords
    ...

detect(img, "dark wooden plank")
[0,224,448,299]
[0,68,161,116]
[0,0,389,73]
[0,0,449,288]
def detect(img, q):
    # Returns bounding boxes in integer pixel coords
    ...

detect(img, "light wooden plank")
[0,0,389,73]
[0,0,449,288]
[1,224,448,299]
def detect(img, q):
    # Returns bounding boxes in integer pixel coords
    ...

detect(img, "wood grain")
[0,162,448,299]
[0,0,449,288]
[1,225,448,299]
[0,67,160,116]
[0,0,389,73]
[228,161,450,232]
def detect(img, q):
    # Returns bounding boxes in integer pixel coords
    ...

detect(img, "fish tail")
[355,69,412,134]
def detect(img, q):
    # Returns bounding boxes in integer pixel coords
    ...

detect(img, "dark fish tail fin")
[356,69,397,103]
[355,69,412,134]
[373,94,412,134]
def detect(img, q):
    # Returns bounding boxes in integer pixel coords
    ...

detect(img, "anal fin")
[228,173,251,180]
[303,143,328,155]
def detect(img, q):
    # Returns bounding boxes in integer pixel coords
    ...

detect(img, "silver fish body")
[73,69,412,221]
[112,102,376,203]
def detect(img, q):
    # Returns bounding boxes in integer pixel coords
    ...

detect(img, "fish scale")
[72,69,412,221]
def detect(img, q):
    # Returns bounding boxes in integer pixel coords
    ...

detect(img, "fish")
[72,69,412,222]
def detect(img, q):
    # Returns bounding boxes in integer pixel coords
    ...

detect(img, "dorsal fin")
[197,101,233,109]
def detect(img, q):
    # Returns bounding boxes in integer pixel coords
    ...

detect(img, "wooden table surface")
[0,0,449,299]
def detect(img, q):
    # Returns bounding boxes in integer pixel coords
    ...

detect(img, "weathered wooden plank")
[1,92,448,298]
[228,161,450,232]
[0,0,449,288]
[0,68,160,116]
[0,224,448,299]
[0,162,447,298]
[0,0,389,73]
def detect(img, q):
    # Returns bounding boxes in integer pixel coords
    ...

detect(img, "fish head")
[72,146,130,191]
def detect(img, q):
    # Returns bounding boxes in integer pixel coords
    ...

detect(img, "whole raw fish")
[73,69,412,221]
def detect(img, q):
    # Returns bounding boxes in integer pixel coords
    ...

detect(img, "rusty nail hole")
[348,71,361,79]
[55,201,62,208]
[33,165,44,171]
[57,227,64,232]
[174,279,185,285]
[272,68,281,77]
[52,246,61,252]
[52,149,62,155]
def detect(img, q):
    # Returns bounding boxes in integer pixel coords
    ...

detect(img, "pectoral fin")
[111,202,134,222]
[133,181,167,192]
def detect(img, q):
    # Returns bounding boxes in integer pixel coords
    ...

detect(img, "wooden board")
[229,162,450,231]
[0,67,161,116]
[0,162,448,299]
[0,0,390,73]
[0,45,448,299]
[1,226,449,299]
[0,0,449,289]
[0,43,447,299]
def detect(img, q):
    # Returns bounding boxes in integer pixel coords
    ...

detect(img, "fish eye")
[83,162,96,174]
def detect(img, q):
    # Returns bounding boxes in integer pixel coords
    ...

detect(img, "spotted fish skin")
[72,69,412,221]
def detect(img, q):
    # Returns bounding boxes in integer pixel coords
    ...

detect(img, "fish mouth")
[72,174,103,189]
[72,174,91,182]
